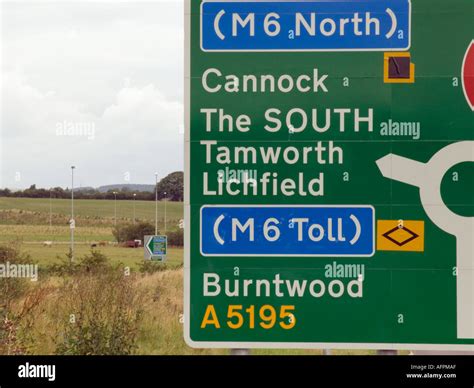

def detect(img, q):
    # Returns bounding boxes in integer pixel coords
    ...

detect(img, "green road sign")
[144,235,167,261]
[184,0,474,350]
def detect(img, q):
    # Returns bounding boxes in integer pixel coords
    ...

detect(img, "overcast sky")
[0,0,184,189]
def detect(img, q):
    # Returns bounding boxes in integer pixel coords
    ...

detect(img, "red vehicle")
[125,239,141,248]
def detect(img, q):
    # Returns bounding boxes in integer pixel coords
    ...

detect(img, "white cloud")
[2,72,95,139]
[102,84,183,142]
[1,70,183,188]
[0,1,184,189]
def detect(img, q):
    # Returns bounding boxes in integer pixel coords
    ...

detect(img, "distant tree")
[0,181,180,201]
[112,222,155,243]
[23,184,39,198]
[51,187,65,199]
[167,229,183,246]
[156,171,183,201]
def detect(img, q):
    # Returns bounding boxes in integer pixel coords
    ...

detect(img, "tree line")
[0,172,183,202]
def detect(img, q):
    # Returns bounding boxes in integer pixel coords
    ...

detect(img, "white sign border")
[184,0,474,351]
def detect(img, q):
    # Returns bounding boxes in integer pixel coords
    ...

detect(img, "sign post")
[185,0,474,350]
[144,235,167,262]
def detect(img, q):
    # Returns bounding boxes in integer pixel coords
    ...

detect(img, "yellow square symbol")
[384,52,415,84]
[377,220,424,252]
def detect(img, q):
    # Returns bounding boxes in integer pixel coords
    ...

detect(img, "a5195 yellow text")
[200,304,296,330]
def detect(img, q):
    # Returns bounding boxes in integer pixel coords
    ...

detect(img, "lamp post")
[49,189,52,230]
[163,191,167,233]
[155,173,158,235]
[133,193,137,224]
[113,191,117,226]
[70,166,75,263]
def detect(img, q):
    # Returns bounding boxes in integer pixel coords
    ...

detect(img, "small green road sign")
[144,235,167,262]
[185,0,474,350]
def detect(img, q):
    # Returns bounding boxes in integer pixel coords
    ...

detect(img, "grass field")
[0,224,114,242]
[0,197,183,227]
[24,243,183,269]
[0,197,184,267]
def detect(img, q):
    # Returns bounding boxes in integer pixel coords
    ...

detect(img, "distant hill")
[95,184,155,193]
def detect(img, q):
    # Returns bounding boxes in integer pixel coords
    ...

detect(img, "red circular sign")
[462,40,474,111]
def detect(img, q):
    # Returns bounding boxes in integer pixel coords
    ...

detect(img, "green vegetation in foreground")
[25,244,183,270]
